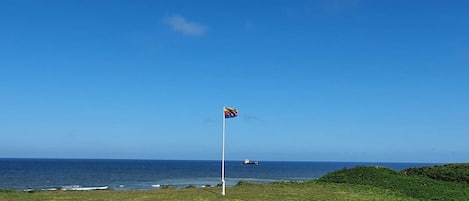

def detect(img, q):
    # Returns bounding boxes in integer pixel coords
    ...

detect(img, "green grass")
[0,182,415,201]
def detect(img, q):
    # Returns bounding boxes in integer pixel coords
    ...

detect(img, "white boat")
[243,159,259,165]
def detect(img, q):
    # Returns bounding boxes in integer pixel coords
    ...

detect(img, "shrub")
[402,163,469,184]
[319,166,469,201]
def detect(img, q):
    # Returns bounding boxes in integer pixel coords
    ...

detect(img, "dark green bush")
[319,166,469,201]
[402,163,469,184]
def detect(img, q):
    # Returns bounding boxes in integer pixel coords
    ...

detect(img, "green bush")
[402,163,469,184]
[318,166,469,201]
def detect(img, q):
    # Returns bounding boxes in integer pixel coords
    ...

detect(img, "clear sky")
[1,0,468,163]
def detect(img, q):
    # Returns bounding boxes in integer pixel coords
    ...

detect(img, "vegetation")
[0,181,414,201]
[402,163,469,184]
[318,166,469,201]
[2,163,469,200]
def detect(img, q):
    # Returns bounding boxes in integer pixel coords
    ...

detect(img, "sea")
[0,158,436,191]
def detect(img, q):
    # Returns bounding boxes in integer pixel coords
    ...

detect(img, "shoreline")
[4,178,303,192]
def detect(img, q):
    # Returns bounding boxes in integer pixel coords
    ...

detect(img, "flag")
[224,107,238,118]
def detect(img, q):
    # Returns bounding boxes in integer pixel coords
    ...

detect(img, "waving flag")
[224,107,238,118]
[221,106,238,195]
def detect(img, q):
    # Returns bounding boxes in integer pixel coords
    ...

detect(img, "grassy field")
[0,182,415,201]
[3,164,469,201]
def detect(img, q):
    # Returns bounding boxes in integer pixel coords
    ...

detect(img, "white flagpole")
[221,106,226,196]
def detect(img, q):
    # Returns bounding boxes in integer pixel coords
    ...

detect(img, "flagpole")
[221,106,226,196]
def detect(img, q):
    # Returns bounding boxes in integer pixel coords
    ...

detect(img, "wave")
[61,185,109,191]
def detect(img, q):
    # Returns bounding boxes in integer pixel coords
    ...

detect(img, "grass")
[0,182,415,201]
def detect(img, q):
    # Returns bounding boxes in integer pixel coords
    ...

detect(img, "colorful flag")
[224,107,238,118]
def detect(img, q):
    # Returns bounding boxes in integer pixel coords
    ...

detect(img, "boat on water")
[243,159,259,165]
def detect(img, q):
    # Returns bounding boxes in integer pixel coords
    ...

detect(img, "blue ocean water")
[0,159,436,190]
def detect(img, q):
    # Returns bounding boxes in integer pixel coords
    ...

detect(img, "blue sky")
[1,0,468,163]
